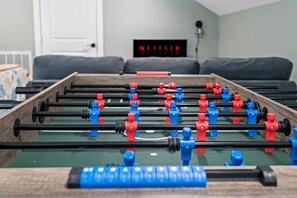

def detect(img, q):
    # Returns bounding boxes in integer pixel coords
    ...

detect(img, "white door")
[40,0,99,56]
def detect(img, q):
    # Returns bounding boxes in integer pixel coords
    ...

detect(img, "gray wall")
[0,0,35,54]
[218,0,297,80]
[103,0,219,59]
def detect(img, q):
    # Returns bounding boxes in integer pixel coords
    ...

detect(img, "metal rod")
[0,100,22,109]
[47,102,91,107]
[257,90,297,95]
[46,101,237,108]
[238,84,279,89]
[0,105,14,110]
[15,123,266,131]
[265,96,297,101]
[0,141,169,149]
[71,83,207,89]
[71,84,279,90]
[0,141,291,149]
[196,141,291,148]
[15,87,44,94]
[56,94,232,100]
[206,169,261,181]
[33,111,249,118]
[246,86,278,90]
[0,100,22,104]
[34,112,83,117]
[64,88,213,94]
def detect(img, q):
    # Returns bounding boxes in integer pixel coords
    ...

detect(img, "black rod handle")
[0,100,22,109]
[15,87,44,94]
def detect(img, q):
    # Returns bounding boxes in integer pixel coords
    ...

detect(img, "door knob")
[87,43,96,48]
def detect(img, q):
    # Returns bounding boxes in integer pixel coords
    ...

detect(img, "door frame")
[33,0,104,57]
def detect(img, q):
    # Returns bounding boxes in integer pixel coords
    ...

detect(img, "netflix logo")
[134,40,187,58]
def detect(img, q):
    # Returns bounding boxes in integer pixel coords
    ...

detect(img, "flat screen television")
[133,39,187,57]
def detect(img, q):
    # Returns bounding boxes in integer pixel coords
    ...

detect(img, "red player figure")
[195,113,209,154]
[98,117,103,124]
[168,82,176,89]
[198,94,209,113]
[165,94,173,124]
[125,113,138,142]
[205,82,214,90]
[165,117,170,124]
[164,94,174,111]
[96,94,105,112]
[130,82,138,89]
[213,82,222,103]
[263,113,279,153]
[158,83,166,102]
[130,94,140,106]
[232,94,243,124]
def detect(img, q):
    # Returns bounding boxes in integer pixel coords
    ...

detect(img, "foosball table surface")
[0,73,297,197]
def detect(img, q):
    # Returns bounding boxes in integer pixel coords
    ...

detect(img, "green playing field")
[8,101,291,168]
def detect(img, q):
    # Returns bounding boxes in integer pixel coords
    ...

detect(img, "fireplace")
[133,39,187,58]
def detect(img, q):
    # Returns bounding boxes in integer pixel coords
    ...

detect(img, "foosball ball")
[0,73,297,197]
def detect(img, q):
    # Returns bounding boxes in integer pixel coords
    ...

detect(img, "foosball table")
[0,73,297,197]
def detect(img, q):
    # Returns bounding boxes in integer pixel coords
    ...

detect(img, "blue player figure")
[179,128,195,166]
[224,150,245,166]
[168,102,180,137]
[89,101,100,137]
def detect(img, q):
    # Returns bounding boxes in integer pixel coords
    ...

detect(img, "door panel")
[40,0,97,56]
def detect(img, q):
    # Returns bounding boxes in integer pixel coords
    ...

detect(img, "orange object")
[136,71,171,76]
[0,64,20,72]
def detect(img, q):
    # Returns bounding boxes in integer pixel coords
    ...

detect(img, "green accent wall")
[218,0,297,80]
[0,0,219,60]
[103,0,219,59]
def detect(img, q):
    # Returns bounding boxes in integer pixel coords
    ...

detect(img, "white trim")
[0,51,33,80]
[97,0,104,56]
[32,0,104,57]
[33,0,42,57]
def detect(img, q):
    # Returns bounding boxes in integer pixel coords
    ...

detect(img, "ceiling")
[196,0,283,16]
